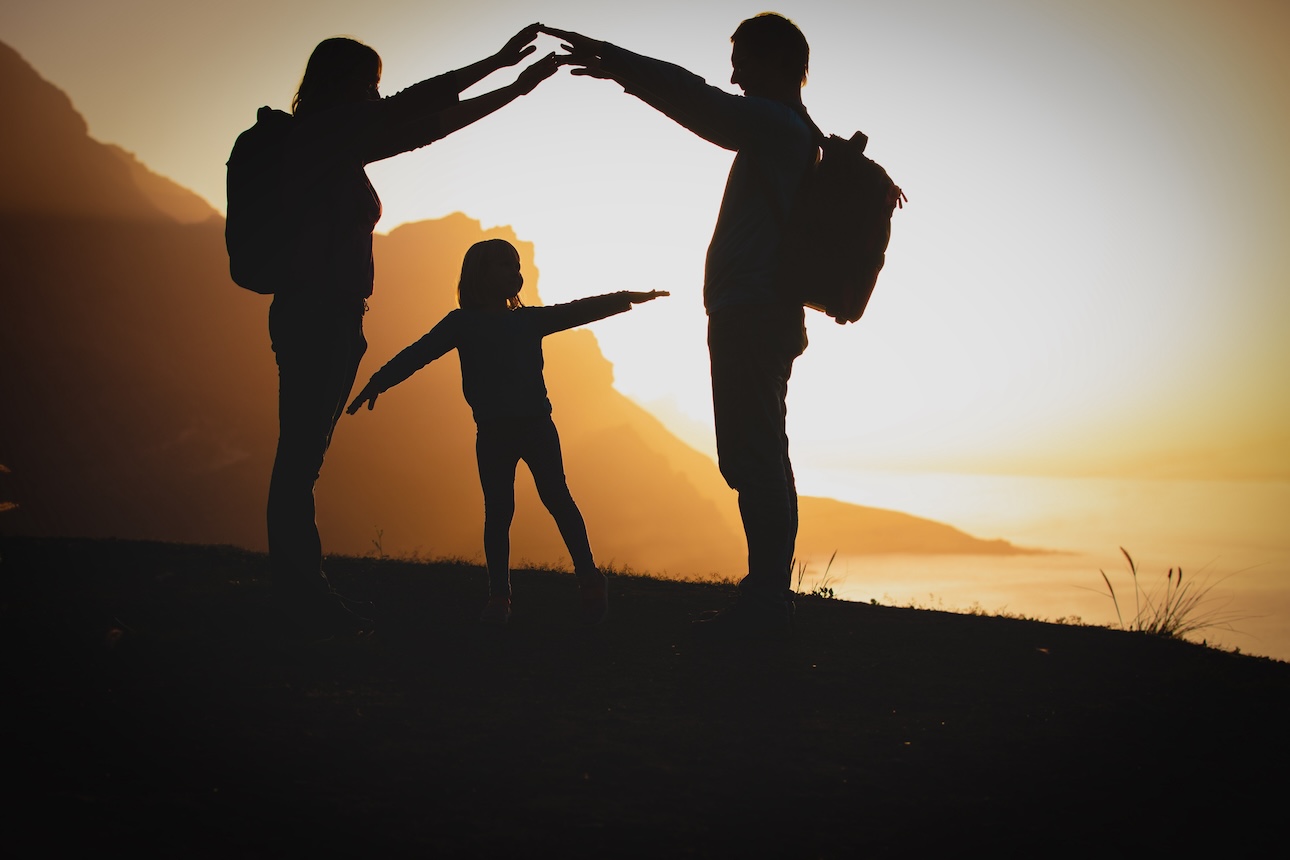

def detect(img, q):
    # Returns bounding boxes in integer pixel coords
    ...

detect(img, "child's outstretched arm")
[531,290,670,337]
[625,290,669,304]
[347,378,384,414]
[346,313,462,414]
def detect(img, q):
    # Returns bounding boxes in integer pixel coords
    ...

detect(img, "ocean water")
[793,472,1290,662]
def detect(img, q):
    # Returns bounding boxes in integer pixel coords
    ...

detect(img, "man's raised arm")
[541,25,753,152]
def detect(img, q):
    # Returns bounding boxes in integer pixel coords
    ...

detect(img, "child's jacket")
[370,293,634,421]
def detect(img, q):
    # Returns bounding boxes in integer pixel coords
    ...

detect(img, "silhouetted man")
[543,14,816,635]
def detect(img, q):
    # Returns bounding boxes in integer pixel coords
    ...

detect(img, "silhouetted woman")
[263,26,560,637]
[347,239,667,626]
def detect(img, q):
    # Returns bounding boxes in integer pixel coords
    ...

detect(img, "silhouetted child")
[347,239,667,625]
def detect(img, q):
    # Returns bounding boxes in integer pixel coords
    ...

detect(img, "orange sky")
[3,0,1288,487]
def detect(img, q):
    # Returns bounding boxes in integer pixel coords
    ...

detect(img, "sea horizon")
[793,470,1290,662]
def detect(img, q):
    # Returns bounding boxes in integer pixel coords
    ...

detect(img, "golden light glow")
[3,0,1288,657]
[5,1,1285,483]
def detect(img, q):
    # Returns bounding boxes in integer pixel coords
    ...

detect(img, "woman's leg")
[476,422,521,599]
[521,416,597,578]
[267,297,366,600]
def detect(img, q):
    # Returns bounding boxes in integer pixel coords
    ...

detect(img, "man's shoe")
[480,596,512,626]
[579,571,609,627]
[692,596,794,639]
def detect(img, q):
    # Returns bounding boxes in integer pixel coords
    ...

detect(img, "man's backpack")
[225,107,296,294]
[775,120,906,324]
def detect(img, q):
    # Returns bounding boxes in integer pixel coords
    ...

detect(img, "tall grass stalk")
[1099,547,1246,640]
[794,551,838,599]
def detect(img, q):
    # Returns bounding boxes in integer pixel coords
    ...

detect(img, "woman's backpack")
[224,107,296,294]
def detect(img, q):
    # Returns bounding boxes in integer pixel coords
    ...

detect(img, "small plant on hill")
[1098,547,1246,640]
[794,551,838,599]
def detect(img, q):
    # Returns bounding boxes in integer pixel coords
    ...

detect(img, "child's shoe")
[480,595,512,626]
[579,571,609,627]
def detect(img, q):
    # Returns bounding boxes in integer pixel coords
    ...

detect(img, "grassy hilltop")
[4,536,1287,855]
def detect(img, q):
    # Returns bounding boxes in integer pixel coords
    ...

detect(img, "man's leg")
[707,303,805,604]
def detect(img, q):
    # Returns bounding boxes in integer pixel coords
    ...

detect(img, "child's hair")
[457,239,524,310]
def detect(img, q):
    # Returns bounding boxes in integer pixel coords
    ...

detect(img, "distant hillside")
[796,496,1029,557]
[0,39,1032,578]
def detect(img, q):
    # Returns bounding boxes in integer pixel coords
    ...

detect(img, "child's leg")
[520,416,597,579]
[476,422,522,599]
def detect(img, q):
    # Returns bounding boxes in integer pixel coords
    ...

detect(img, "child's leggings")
[475,415,597,597]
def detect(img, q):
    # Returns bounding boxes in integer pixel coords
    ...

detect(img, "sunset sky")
[4,0,1288,493]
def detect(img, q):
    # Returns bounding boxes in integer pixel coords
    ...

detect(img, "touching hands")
[625,290,669,304]
[538,25,612,80]
[481,22,619,98]
[538,25,604,59]
[346,381,382,415]
[515,52,566,95]
[496,23,541,68]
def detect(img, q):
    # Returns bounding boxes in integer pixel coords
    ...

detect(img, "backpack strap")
[760,104,825,228]
[790,104,829,150]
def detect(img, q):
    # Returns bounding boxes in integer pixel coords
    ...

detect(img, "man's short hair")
[731,13,809,87]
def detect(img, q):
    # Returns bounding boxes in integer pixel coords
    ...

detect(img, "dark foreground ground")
[4,536,1287,856]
